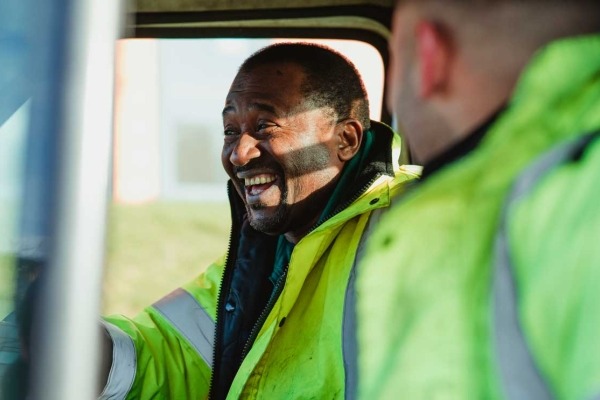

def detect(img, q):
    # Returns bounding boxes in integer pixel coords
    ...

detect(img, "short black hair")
[239,42,371,130]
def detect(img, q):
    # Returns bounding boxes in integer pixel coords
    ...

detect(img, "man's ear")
[337,119,363,162]
[415,21,452,98]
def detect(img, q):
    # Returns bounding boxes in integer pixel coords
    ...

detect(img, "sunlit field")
[102,201,231,316]
[0,255,15,319]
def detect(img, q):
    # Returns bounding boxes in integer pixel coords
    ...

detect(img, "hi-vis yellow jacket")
[100,122,419,399]
[356,35,600,399]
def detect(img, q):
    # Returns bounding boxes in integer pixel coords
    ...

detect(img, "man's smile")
[244,173,276,187]
[237,172,279,198]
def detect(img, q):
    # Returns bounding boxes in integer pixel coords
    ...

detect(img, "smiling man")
[222,60,349,242]
[99,43,418,399]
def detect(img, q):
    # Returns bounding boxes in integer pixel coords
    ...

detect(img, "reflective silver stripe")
[494,133,598,400]
[152,287,215,367]
[343,206,386,400]
[99,321,136,400]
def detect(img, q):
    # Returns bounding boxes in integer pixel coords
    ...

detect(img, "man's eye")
[224,129,238,136]
[256,123,273,133]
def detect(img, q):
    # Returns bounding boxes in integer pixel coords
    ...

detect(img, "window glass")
[0,102,30,318]
[2,0,120,396]
[104,38,385,315]
[0,0,33,388]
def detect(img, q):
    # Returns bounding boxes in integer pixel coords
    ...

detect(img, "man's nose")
[230,132,260,166]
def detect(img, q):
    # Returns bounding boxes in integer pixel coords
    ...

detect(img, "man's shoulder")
[509,133,600,264]
[506,133,600,398]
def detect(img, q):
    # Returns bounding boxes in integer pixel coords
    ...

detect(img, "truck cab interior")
[1,0,399,398]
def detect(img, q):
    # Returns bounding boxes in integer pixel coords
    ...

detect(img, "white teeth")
[244,174,275,186]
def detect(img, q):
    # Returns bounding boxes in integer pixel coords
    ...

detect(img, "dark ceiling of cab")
[132,0,395,42]
[135,0,394,12]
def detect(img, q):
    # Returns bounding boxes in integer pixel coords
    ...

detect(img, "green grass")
[102,201,231,316]
[0,255,16,319]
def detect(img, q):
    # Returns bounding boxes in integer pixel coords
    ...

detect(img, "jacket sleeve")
[100,255,226,400]
[508,138,600,400]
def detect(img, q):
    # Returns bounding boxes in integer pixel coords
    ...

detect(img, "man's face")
[222,62,344,240]
[387,5,414,122]
[387,4,450,164]
[387,5,424,152]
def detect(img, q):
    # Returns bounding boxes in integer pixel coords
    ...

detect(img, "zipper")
[239,263,289,360]
[208,184,241,400]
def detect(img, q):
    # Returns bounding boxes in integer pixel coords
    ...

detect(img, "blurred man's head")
[388,0,600,164]
[221,43,369,243]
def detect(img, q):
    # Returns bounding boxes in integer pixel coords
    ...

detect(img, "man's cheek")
[221,149,232,171]
[284,142,332,178]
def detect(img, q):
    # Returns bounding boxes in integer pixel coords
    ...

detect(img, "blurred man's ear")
[337,119,363,162]
[415,21,452,98]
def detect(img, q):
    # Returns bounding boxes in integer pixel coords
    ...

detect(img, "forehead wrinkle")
[223,97,282,118]
[248,102,278,116]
